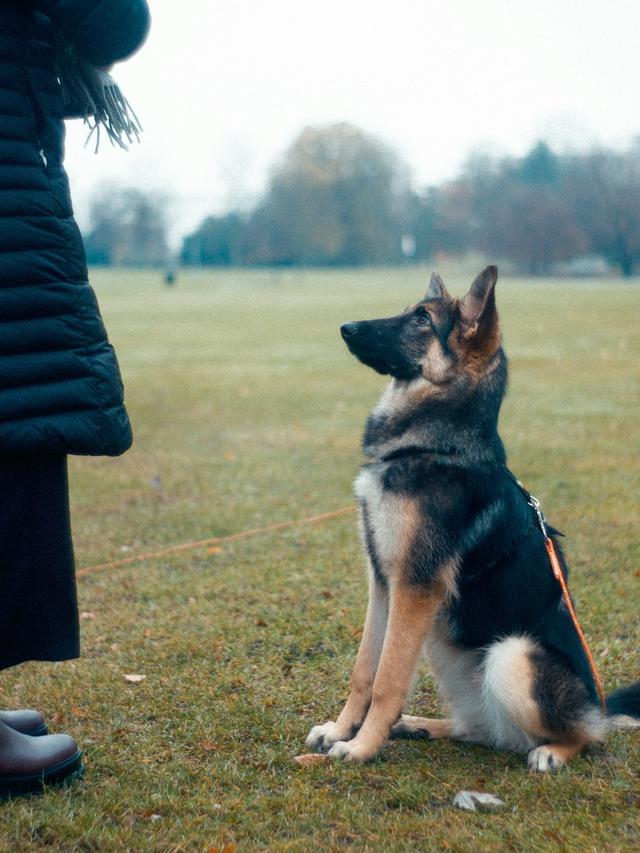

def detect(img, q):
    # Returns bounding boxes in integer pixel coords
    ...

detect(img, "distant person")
[0,0,150,798]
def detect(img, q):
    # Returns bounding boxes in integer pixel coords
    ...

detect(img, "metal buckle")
[528,494,548,538]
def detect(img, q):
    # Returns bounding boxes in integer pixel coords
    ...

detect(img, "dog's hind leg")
[306,571,388,752]
[327,580,446,762]
[390,715,453,740]
[480,636,602,771]
[527,740,587,772]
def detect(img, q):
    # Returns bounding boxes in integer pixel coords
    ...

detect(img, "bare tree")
[248,123,409,266]
[84,185,169,267]
[563,144,640,277]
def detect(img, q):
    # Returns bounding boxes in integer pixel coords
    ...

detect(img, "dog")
[305,265,640,771]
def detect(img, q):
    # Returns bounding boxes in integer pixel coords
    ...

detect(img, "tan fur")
[461,328,502,382]
[481,636,553,749]
[421,630,565,753]
[528,739,588,772]
[354,472,421,578]
[421,339,455,384]
[390,715,453,739]
[449,300,502,384]
[317,570,389,744]
[326,580,450,762]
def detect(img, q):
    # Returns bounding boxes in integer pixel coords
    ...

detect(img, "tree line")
[84,123,640,276]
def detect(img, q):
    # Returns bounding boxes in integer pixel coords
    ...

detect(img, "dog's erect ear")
[460,266,498,338]
[424,272,450,300]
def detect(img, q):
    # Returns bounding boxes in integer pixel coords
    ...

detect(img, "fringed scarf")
[56,44,142,152]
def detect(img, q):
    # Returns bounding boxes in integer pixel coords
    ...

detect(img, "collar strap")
[379,445,457,464]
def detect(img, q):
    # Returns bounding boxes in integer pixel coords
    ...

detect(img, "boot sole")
[0,750,83,801]
[23,724,48,738]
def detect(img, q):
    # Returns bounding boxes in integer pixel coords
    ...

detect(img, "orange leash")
[543,536,607,711]
[524,487,607,713]
[77,504,356,578]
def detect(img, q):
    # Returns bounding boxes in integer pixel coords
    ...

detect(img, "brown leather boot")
[0,710,47,737]
[0,720,82,799]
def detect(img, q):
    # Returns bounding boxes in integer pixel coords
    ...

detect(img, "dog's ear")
[424,272,450,300]
[460,266,498,338]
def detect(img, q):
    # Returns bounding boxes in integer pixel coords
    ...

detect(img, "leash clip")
[528,494,548,539]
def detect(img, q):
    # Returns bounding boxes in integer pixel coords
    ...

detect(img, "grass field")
[1,266,639,852]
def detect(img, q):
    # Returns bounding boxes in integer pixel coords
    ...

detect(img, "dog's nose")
[340,322,358,339]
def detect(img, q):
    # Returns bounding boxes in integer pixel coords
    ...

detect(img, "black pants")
[0,455,79,671]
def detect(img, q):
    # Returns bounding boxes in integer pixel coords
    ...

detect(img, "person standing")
[0,0,150,798]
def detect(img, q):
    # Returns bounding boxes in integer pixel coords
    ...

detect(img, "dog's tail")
[606,681,640,729]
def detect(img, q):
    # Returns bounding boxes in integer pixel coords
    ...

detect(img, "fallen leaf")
[70,706,88,719]
[255,618,267,627]
[453,790,505,812]
[142,808,162,820]
[293,753,330,767]
[198,740,217,752]
[124,673,145,683]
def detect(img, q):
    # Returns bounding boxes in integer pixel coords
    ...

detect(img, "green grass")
[1,266,639,852]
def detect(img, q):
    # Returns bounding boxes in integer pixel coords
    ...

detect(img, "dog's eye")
[416,310,432,326]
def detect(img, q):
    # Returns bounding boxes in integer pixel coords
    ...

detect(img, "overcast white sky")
[64,0,640,246]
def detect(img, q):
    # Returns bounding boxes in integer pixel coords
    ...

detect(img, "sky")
[64,0,640,247]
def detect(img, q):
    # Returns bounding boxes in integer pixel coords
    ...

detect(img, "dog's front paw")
[327,739,377,763]
[527,745,565,773]
[306,721,347,753]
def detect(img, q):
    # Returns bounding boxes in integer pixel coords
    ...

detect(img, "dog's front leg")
[306,570,388,752]
[328,581,442,762]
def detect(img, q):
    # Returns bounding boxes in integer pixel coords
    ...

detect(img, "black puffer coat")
[0,0,150,456]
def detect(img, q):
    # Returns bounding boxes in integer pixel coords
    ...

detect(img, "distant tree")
[403,188,438,260]
[249,123,409,265]
[180,131,640,276]
[84,186,169,267]
[518,141,560,186]
[463,143,585,273]
[563,144,640,277]
[481,184,586,274]
[181,213,246,266]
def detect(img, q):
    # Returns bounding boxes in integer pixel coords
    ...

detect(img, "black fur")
[607,682,640,718]
[530,646,593,735]
[359,499,387,588]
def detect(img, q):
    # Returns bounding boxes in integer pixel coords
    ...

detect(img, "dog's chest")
[355,466,416,575]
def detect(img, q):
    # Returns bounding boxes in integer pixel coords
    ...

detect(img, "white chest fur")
[355,466,417,575]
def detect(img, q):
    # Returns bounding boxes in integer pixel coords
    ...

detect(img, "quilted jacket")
[0,0,149,455]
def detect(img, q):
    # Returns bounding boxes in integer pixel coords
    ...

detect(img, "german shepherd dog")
[306,266,640,771]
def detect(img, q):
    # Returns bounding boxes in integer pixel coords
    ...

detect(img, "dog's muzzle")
[340,322,359,341]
